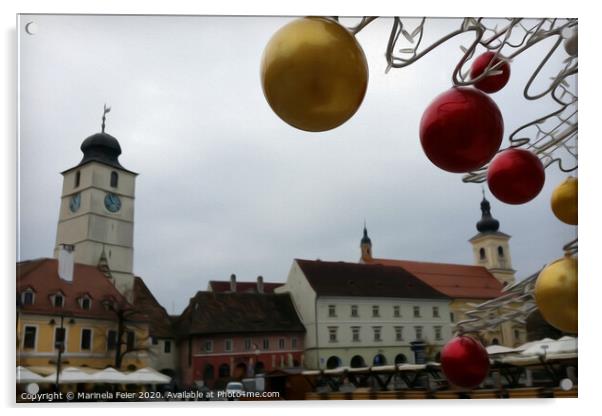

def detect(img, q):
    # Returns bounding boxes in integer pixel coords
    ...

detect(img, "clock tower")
[54,107,137,299]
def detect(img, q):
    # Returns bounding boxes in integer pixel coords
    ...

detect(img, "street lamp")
[54,314,66,390]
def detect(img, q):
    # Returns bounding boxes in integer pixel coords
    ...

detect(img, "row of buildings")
[17,120,528,389]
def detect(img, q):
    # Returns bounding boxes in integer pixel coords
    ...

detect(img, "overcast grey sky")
[18,15,576,314]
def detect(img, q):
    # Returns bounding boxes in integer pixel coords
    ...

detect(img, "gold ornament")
[534,254,578,333]
[260,17,369,132]
[551,176,578,225]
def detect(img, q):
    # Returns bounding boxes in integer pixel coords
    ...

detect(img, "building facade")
[17,257,150,372]
[174,292,305,388]
[276,259,452,370]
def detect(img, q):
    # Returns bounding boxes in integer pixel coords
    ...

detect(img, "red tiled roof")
[17,258,142,320]
[132,277,174,338]
[366,258,503,299]
[208,280,282,293]
[174,292,305,336]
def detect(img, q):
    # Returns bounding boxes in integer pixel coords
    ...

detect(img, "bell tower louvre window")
[110,171,118,188]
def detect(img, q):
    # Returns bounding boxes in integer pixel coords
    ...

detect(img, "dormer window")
[51,293,65,308]
[110,171,118,188]
[102,298,116,311]
[79,296,92,310]
[21,289,35,305]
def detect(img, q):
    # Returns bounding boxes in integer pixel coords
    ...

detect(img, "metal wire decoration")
[345,17,578,184]
[453,237,577,335]
[337,17,579,334]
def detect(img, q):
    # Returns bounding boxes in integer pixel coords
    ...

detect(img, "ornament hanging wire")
[339,16,578,184]
[334,16,578,336]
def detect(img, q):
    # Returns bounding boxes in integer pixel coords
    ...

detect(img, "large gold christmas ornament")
[534,254,578,333]
[260,17,369,132]
[551,176,578,225]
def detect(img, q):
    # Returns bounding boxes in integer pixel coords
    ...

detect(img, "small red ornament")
[470,51,511,93]
[487,148,545,204]
[441,335,490,388]
[419,87,504,173]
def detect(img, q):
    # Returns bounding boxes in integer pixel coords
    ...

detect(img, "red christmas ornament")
[487,148,545,204]
[419,87,504,173]
[470,51,511,93]
[441,336,490,388]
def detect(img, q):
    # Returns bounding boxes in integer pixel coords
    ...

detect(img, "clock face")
[69,193,81,213]
[104,193,122,213]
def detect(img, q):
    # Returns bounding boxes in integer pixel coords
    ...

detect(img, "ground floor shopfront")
[185,350,304,388]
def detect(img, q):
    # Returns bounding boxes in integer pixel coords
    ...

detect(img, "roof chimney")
[257,275,264,294]
[230,274,237,292]
[58,244,75,282]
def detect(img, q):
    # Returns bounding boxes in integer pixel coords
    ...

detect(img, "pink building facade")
[178,332,304,387]
[174,291,306,388]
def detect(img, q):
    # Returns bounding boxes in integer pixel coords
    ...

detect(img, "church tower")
[54,106,137,299]
[469,194,515,287]
[359,224,373,263]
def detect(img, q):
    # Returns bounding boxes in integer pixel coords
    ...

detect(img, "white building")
[275,259,452,370]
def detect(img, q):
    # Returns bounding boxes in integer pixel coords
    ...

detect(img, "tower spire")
[360,222,372,262]
[476,192,500,233]
[101,104,111,133]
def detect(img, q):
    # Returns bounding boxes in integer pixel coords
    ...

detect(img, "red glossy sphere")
[470,51,511,93]
[419,87,504,173]
[441,336,490,388]
[487,148,545,204]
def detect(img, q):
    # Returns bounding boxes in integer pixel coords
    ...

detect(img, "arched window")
[254,361,265,375]
[326,356,341,369]
[350,355,366,368]
[218,363,230,378]
[373,354,387,366]
[498,246,505,257]
[234,362,247,378]
[479,248,486,260]
[394,354,408,364]
[74,171,81,188]
[110,171,118,188]
[203,364,214,380]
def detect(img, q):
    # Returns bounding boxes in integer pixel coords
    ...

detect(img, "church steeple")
[469,193,515,287]
[360,222,373,263]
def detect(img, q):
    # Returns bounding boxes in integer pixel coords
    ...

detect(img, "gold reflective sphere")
[260,17,369,132]
[551,176,578,225]
[534,255,578,333]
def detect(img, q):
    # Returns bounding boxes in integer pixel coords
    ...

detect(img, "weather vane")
[101,104,111,133]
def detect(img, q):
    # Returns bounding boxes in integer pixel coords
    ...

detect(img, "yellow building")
[17,257,150,374]
[359,195,526,348]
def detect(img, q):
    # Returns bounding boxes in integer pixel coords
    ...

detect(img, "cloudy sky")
[18,14,576,314]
